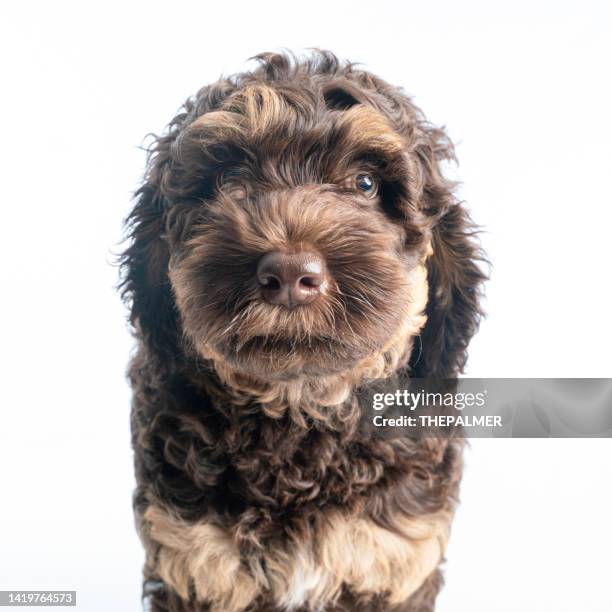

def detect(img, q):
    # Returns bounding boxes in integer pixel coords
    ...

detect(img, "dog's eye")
[355,173,378,197]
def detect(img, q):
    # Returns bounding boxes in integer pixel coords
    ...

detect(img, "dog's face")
[167,90,431,379]
[122,53,485,381]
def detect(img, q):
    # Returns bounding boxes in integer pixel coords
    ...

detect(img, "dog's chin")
[213,335,372,381]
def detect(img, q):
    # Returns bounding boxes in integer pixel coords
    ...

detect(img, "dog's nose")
[257,251,327,307]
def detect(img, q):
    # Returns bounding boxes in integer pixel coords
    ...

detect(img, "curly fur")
[120,50,486,612]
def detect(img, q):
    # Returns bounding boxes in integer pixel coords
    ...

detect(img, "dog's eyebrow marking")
[335,105,406,158]
[143,503,451,611]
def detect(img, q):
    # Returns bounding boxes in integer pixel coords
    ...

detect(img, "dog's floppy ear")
[413,204,487,377]
[407,124,487,378]
[120,133,178,357]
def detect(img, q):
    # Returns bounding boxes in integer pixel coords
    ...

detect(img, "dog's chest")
[144,503,450,612]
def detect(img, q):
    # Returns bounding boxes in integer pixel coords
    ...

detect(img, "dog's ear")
[413,204,487,377]
[120,135,179,357]
[407,124,487,378]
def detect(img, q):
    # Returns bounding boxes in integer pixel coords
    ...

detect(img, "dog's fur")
[120,51,486,612]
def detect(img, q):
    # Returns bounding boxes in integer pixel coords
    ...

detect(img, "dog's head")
[121,51,485,381]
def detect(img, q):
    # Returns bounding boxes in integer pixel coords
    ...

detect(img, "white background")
[1,1,611,610]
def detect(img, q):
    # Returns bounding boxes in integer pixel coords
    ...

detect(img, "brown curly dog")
[120,50,486,612]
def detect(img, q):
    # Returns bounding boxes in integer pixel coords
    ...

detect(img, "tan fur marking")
[238,84,289,136]
[191,85,290,140]
[145,506,261,610]
[188,92,403,159]
[145,504,450,611]
[190,110,246,138]
[336,105,406,156]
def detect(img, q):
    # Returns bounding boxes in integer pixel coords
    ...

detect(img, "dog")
[120,50,485,612]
